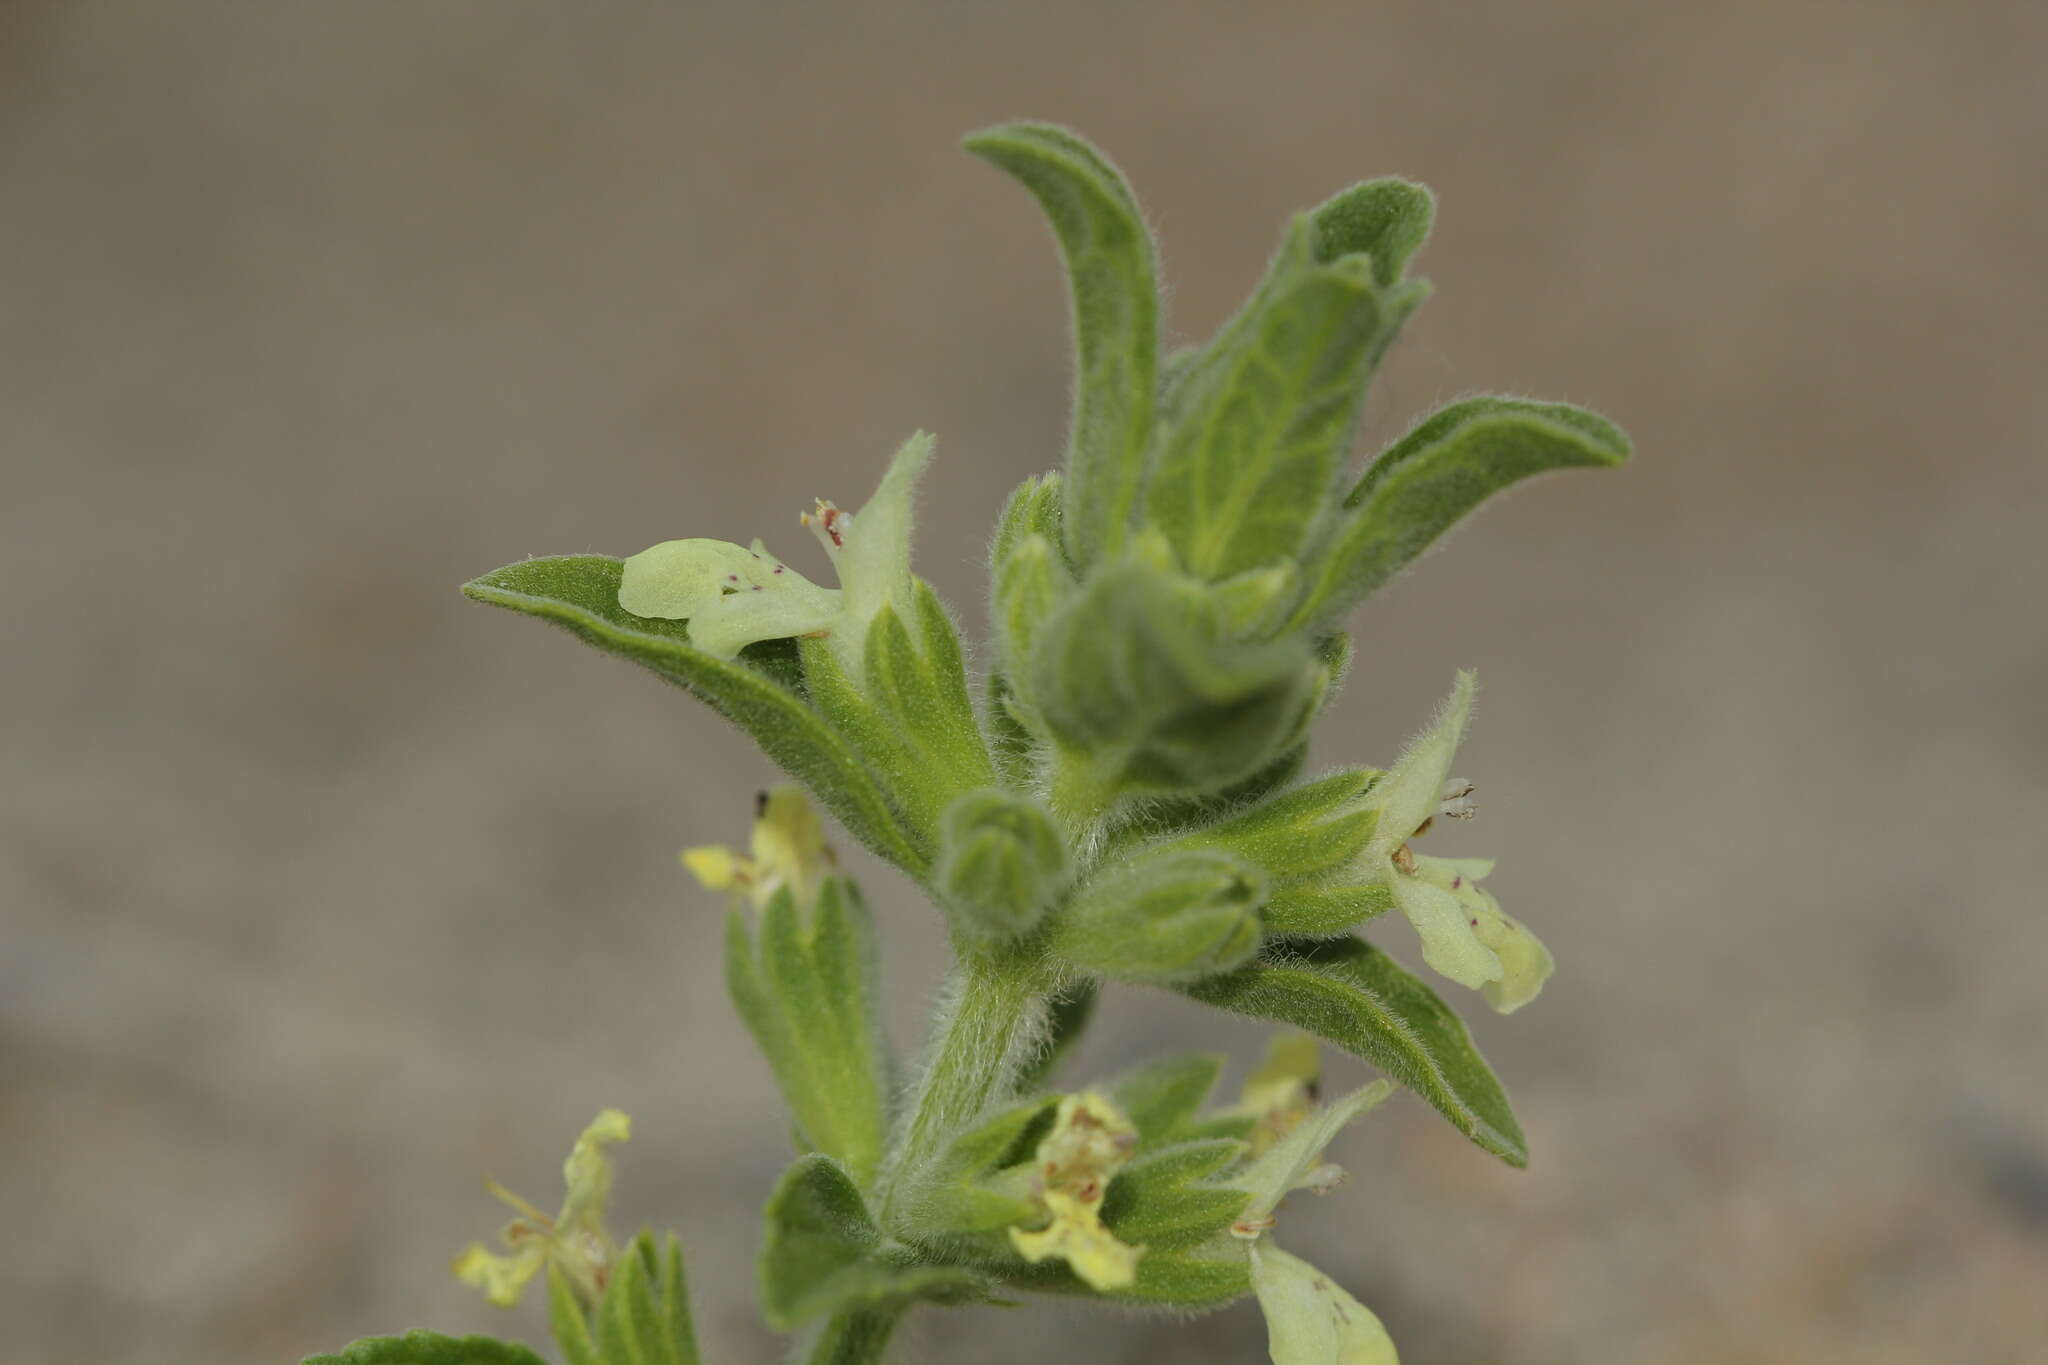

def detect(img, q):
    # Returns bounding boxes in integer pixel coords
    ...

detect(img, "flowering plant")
[306,122,1626,1365]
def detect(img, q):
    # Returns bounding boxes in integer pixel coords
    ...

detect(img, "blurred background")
[4,2,2043,1362]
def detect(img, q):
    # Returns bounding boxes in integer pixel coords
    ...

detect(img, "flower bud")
[934,788,1070,941]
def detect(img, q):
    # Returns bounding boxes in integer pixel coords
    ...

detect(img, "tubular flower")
[452,1108,632,1310]
[1007,1091,1144,1290]
[1360,670,1553,1012]
[1226,1082,1401,1363]
[681,785,836,912]
[618,431,933,677]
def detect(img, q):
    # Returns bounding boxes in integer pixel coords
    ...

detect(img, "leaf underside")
[300,1333,548,1365]
[1181,936,1528,1165]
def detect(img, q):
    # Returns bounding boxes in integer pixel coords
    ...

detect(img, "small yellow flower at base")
[1008,1188,1143,1291]
[1007,1091,1145,1291]
[452,1109,632,1311]
[1033,1092,1139,1196]
[451,1240,545,1309]
[681,843,742,892]
[681,787,837,912]
[1362,672,1555,1013]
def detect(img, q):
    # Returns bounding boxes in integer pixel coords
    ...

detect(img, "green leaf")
[987,471,1067,579]
[1053,848,1266,983]
[991,532,1070,708]
[727,881,891,1186]
[760,1155,986,1330]
[965,123,1158,569]
[983,671,1040,788]
[1032,550,1318,809]
[1101,744,1308,854]
[1163,769,1381,884]
[595,1234,697,1365]
[872,584,997,787]
[655,1236,700,1365]
[1308,178,1435,288]
[1260,882,1395,938]
[1180,936,1527,1165]
[1108,1054,1226,1148]
[461,556,926,876]
[1005,1247,1252,1307]
[548,1261,602,1365]
[937,1097,1058,1177]
[799,583,996,840]
[301,1334,548,1365]
[1146,216,1428,582]
[905,1096,1055,1239]
[1100,1139,1250,1251]
[1117,1248,1252,1306]
[1293,397,1631,627]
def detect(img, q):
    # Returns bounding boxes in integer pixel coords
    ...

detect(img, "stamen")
[801,499,849,549]
[1439,778,1477,820]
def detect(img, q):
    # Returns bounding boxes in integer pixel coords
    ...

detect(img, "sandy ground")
[4,3,2044,1362]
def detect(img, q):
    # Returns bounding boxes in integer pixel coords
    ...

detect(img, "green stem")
[1046,745,1118,837]
[877,945,1053,1226]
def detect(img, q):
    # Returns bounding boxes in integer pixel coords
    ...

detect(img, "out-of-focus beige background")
[4,3,2043,1362]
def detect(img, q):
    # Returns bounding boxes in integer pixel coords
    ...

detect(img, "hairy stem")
[877,943,1054,1226]
[1046,745,1117,838]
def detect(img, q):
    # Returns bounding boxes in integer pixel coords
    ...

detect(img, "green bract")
[327,120,1630,1365]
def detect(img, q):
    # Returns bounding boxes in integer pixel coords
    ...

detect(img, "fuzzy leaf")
[301,1334,548,1365]
[1054,848,1266,983]
[760,1155,985,1330]
[908,1097,1057,1238]
[654,1237,699,1365]
[595,1234,698,1365]
[462,556,926,875]
[983,671,1040,788]
[1032,551,1318,805]
[1103,744,1309,854]
[988,472,1067,580]
[940,1098,1060,1178]
[798,583,995,841]
[1147,215,1427,582]
[1100,1139,1250,1251]
[1109,1054,1227,1149]
[991,532,1070,705]
[1155,201,1425,581]
[966,123,1158,569]
[727,881,891,1185]
[1309,177,1435,288]
[1009,1248,1252,1307]
[1164,769,1381,884]
[1295,397,1630,626]
[548,1262,602,1365]
[1180,936,1527,1165]
[1260,882,1395,938]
